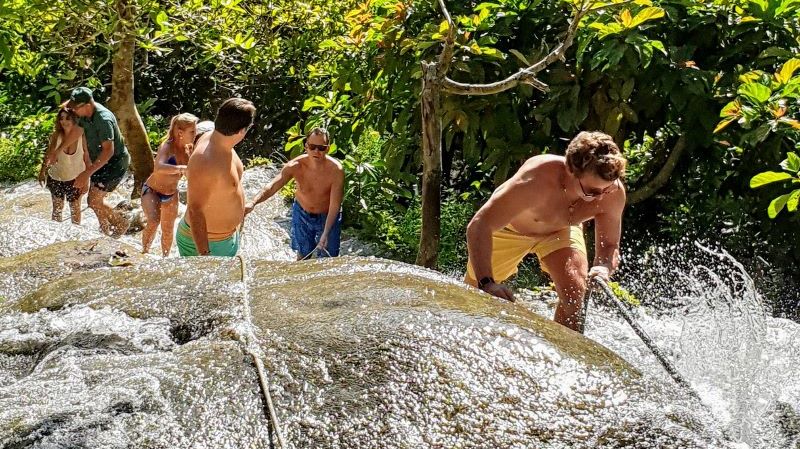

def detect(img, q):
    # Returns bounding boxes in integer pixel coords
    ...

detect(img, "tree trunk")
[416,62,442,269]
[107,0,152,199]
[627,135,687,204]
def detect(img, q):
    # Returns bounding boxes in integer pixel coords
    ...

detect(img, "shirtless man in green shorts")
[465,131,627,331]
[176,98,255,257]
[58,87,131,237]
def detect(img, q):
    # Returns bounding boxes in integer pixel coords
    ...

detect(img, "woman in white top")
[38,106,91,224]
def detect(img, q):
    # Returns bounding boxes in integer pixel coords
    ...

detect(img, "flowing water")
[0,167,794,448]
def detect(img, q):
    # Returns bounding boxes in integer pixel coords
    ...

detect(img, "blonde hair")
[161,113,199,145]
[565,131,627,181]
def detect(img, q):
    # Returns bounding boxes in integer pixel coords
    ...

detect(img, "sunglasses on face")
[578,178,618,197]
[307,144,330,152]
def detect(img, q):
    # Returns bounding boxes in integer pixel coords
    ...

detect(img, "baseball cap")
[67,87,94,108]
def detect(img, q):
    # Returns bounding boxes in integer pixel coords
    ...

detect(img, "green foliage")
[750,152,800,218]
[279,180,296,206]
[608,281,641,307]
[246,156,274,169]
[0,112,54,182]
[437,198,475,273]
[142,114,169,152]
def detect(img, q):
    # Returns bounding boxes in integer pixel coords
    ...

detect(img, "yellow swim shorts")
[466,225,587,285]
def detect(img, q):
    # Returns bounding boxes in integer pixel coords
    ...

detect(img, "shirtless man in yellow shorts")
[465,131,627,331]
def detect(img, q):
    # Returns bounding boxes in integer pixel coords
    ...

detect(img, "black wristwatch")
[478,276,495,289]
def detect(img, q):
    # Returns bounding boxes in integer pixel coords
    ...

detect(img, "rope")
[299,245,331,261]
[237,254,287,449]
[590,277,701,401]
[55,205,91,223]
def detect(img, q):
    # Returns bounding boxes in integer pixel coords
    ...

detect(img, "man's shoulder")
[518,154,562,179]
[94,103,116,122]
[324,155,344,171]
[284,156,305,170]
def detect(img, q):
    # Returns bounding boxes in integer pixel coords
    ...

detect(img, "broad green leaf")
[629,7,665,28]
[0,42,11,70]
[649,39,666,56]
[787,189,800,212]
[619,9,633,27]
[481,47,505,60]
[750,171,792,188]
[509,49,530,66]
[474,3,501,12]
[155,10,168,27]
[758,47,794,60]
[780,152,800,172]
[719,99,741,118]
[738,71,767,84]
[737,82,772,104]
[621,78,635,99]
[776,58,800,84]
[778,117,800,129]
[589,22,625,40]
[714,117,737,133]
[768,193,791,218]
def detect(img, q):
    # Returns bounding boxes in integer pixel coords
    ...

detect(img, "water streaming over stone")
[522,241,800,448]
[1,169,789,448]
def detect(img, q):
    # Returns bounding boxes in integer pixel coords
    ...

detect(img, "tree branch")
[443,1,589,97]
[436,0,457,77]
[627,135,687,204]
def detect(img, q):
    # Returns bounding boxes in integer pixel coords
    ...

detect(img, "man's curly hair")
[565,131,627,181]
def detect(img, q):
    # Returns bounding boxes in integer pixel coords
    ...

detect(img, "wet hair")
[214,98,256,136]
[305,127,330,144]
[161,113,199,145]
[565,131,627,181]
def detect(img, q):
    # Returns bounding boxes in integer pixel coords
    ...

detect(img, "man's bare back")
[186,134,244,239]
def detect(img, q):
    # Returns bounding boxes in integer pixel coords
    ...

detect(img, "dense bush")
[0,113,54,183]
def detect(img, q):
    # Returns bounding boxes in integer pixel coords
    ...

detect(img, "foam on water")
[518,241,800,448]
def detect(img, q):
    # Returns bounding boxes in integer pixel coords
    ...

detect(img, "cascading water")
[520,241,799,448]
[0,167,792,447]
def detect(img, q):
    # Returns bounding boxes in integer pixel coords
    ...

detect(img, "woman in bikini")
[141,113,198,256]
[38,105,92,224]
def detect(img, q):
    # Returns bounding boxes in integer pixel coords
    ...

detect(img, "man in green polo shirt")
[58,87,131,237]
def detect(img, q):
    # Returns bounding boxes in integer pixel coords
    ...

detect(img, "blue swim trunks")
[291,200,341,258]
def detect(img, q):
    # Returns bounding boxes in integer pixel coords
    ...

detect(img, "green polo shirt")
[78,103,129,176]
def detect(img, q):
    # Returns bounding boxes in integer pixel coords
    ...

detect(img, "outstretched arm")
[591,186,626,280]
[318,167,345,250]
[244,163,296,215]
[153,142,183,175]
[466,180,530,300]
[38,134,60,186]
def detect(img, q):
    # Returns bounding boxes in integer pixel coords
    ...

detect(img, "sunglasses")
[307,143,330,152]
[578,178,618,197]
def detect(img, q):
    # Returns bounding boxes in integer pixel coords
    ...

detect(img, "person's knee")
[87,194,104,209]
